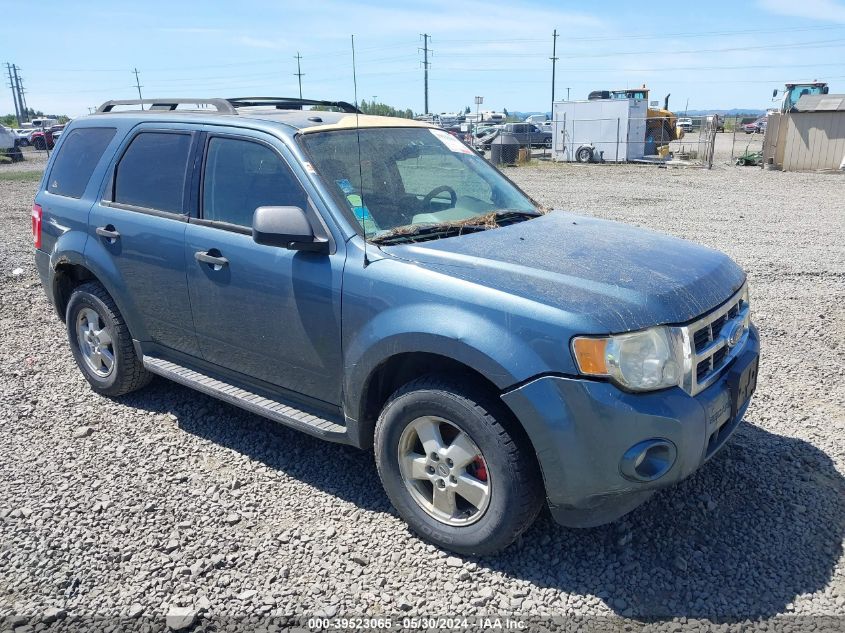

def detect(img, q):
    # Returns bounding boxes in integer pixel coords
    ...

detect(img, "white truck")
[0,124,24,162]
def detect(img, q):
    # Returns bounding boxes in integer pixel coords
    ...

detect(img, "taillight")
[32,203,42,249]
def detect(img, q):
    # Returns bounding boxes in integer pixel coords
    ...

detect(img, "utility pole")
[294,52,304,107]
[18,70,28,115]
[550,29,559,112]
[6,63,21,126]
[132,68,144,109]
[420,33,431,115]
[12,66,25,123]
[566,87,571,101]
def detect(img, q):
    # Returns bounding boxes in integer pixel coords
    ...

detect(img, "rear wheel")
[374,375,543,555]
[33,137,46,150]
[66,282,152,396]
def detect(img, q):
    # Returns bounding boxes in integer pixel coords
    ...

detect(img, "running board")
[142,356,347,441]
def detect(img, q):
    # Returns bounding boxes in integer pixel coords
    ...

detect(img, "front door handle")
[194,250,229,269]
[95,225,120,240]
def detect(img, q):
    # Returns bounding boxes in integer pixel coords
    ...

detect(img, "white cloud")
[757,0,845,23]
[158,27,224,34]
[236,36,288,50]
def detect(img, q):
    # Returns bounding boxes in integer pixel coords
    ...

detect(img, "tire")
[66,281,152,397]
[576,146,593,163]
[374,375,543,555]
[33,138,46,151]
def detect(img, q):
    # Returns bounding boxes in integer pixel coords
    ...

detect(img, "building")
[763,94,845,171]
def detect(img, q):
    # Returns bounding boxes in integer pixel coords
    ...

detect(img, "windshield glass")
[785,85,825,110]
[300,127,538,237]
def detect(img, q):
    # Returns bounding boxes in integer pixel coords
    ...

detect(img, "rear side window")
[47,127,116,198]
[114,132,192,213]
[202,137,307,227]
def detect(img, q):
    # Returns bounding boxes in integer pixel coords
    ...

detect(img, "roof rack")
[96,98,237,114]
[94,97,360,115]
[226,97,360,113]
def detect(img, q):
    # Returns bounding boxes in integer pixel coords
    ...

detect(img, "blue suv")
[33,97,759,554]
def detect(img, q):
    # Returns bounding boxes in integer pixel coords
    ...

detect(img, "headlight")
[572,326,682,392]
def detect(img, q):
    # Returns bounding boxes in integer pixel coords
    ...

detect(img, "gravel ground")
[1,147,843,632]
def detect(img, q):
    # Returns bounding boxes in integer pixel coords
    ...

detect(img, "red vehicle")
[743,117,767,134]
[30,125,64,150]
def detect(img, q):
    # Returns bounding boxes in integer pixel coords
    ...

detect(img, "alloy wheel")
[75,307,115,377]
[397,416,491,526]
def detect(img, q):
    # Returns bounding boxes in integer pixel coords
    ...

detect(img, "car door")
[184,130,344,405]
[86,125,201,357]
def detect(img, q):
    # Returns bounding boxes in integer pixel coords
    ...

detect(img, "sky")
[4,0,845,118]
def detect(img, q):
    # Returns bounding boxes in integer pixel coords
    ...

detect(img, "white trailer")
[552,98,648,163]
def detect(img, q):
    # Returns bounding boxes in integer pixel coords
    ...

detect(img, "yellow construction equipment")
[589,85,683,144]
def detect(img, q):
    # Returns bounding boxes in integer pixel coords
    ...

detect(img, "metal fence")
[458,114,769,168]
[548,114,719,168]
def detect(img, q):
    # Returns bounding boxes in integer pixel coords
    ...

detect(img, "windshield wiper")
[369,222,489,245]
[368,209,542,246]
[490,209,542,223]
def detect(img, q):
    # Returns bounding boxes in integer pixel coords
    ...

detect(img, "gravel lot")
[1,147,843,632]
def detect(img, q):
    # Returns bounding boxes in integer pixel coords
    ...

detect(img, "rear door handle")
[194,250,229,269]
[95,225,120,240]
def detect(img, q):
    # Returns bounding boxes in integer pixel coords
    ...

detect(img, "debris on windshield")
[369,210,540,245]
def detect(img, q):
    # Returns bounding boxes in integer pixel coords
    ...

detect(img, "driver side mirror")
[772,89,778,98]
[252,206,328,253]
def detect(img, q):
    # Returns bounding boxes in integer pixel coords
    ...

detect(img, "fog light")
[620,439,677,482]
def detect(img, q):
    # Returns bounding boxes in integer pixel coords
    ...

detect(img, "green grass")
[0,170,43,182]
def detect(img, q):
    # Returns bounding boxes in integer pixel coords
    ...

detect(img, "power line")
[434,23,845,44]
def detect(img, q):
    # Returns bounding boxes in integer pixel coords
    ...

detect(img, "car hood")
[380,211,745,333]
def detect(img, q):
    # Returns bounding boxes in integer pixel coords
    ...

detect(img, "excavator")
[588,85,682,144]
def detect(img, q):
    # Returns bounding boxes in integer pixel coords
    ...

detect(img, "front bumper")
[501,324,759,527]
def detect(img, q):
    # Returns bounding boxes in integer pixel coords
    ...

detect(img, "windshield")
[785,85,825,110]
[300,127,538,238]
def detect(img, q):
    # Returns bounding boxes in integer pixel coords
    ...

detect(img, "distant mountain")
[684,109,766,116]
[510,108,765,119]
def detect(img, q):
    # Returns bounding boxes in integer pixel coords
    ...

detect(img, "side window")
[202,137,307,227]
[47,127,116,198]
[114,132,192,213]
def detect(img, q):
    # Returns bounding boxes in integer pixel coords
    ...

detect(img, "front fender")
[343,302,549,420]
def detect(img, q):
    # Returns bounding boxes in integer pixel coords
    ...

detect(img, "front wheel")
[374,376,543,555]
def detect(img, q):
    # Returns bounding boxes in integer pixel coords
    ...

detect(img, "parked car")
[14,129,32,146]
[524,114,549,126]
[677,117,693,133]
[50,125,66,142]
[29,128,55,150]
[34,96,759,555]
[475,123,552,150]
[707,114,725,133]
[743,117,767,134]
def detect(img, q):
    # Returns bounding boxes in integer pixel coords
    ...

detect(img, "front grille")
[676,284,750,395]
